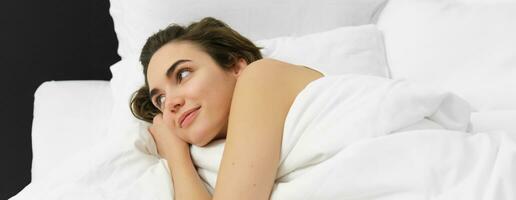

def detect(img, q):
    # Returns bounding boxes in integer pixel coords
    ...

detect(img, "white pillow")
[18,78,172,199]
[376,0,516,111]
[31,81,112,182]
[15,106,173,199]
[256,24,390,77]
[110,24,391,106]
[108,0,388,60]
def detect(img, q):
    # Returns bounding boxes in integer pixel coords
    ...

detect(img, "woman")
[130,17,323,200]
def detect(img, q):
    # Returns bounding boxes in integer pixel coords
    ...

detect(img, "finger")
[153,115,159,124]
[147,127,158,144]
[147,127,155,136]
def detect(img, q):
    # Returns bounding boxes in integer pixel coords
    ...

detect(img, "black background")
[0,0,120,198]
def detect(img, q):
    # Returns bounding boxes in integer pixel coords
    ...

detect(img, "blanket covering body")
[191,74,516,200]
[12,74,516,200]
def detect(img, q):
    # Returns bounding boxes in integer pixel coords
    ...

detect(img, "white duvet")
[193,74,516,200]
[12,74,516,200]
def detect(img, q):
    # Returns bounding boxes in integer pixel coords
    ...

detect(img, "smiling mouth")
[180,107,200,128]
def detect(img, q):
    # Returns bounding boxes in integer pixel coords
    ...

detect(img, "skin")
[146,41,244,147]
[146,41,323,200]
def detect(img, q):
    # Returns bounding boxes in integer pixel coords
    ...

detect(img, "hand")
[148,113,189,158]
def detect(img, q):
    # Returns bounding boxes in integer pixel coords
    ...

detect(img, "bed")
[12,0,516,199]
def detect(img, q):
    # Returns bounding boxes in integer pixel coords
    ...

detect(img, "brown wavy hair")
[130,17,263,123]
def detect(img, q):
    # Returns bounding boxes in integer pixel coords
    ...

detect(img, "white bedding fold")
[12,74,515,199]
[11,106,174,200]
[191,74,515,200]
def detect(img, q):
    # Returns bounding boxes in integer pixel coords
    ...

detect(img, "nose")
[164,95,184,113]
[161,89,184,127]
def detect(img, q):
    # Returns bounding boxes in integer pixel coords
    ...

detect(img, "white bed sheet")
[471,110,516,135]
[23,81,516,200]
[29,81,516,182]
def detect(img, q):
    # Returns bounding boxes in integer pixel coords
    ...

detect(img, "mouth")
[179,106,201,128]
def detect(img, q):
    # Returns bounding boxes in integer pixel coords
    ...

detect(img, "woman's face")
[147,41,247,146]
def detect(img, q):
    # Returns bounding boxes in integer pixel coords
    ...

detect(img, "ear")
[231,58,248,77]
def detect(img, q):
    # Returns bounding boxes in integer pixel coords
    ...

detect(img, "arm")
[149,115,212,199]
[162,144,212,199]
[155,59,305,200]
[213,59,302,200]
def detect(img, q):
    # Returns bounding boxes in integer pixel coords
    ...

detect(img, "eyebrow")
[149,59,192,101]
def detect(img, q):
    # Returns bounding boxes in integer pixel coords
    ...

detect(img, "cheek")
[184,78,235,145]
[198,80,235,128]
[195,75,234,104]
[207,80,234,106]
[183,78,207,98]
[184,78,230,121]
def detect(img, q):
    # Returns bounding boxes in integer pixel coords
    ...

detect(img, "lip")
[178,106,201,128]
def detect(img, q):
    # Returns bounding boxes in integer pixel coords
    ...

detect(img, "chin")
[188,124,223,147]
[189,132,212,147]
[191,139,211,147]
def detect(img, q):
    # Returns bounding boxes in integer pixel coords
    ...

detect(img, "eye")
[153,95,165,111]
[176,68,191,83]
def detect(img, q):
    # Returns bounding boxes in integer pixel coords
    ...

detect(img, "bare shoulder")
[236,58,324,102]
[240,58,323,81]
[213,58,323,199]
